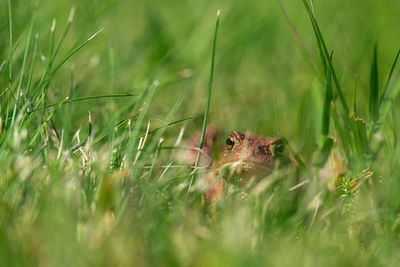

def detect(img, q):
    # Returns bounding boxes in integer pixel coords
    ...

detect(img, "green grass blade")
[28,19,56,109]
[355,118,368,155]
[92,115,197,146]
[349,113,362,159]
[276,0,319,76]
[29,93,135,112]
[10,8,36,130]
[7,0,13,89]
[369,78,400,138]
[31,9,75,104]
[51,27,104,76]
[322,61,332,136]
[7,0,14,129]
[28,24,104,106]
[87,112,92,143]
[369,43,379,121]
[381,48,400,106]
[48,18,56,74]
[302,0,350,116]
[188,9,220,191]
[146,116,199,137]
[40,19,57,113]
[368,49,400,138]
[129,82,159,166]
[26,34,39,98]
[314,28,327,76]
[300,2,327,77]
[16,9,36,104]
[50,7,75,67]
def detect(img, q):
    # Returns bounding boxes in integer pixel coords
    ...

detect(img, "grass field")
[1,0,400,266]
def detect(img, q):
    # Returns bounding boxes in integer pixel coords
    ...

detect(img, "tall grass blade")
[381,48,400,106]
[302,0,350,116]
[39,19,57,113]
[51,27,104,76]
[322,62,332,136]
[349,113,362,159]
[87,112,92,142]
[93,115,197,146]
[7,0,14,129]
[276,0,319,75]
[188,9,220,191]
[26,34,39,97]
[51,7,75,67]
[355,118,368,155]
[7,0,13,89]
[368,49,400,138]
[16,9,36,105]
[129,82,159,166]
[10,8,36,130]
[369,44,379,121]
[30,93,135,111]
[31,8,75,104]
[30,26,103,111]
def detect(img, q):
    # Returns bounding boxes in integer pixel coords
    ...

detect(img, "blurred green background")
[3,0,400,146]
[1,0,400,266]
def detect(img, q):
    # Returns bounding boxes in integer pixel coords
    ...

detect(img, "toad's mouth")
[217,160,274,185]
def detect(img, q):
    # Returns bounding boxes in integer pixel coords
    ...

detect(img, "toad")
[184,127,292,201]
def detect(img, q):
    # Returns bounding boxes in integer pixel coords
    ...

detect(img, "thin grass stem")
[188,9,220,191]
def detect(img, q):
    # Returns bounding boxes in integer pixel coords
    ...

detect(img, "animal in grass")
[184,126,293,202]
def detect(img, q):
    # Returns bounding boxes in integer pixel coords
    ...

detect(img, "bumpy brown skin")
[217,130,283,172]
[186,128,288,202]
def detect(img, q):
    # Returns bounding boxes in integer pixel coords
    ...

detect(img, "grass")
[1,0,400,266]
[189,9,220,191]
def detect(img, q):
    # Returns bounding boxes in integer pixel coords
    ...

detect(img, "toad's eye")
[274,143,285,154]
[226,136,235,150]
